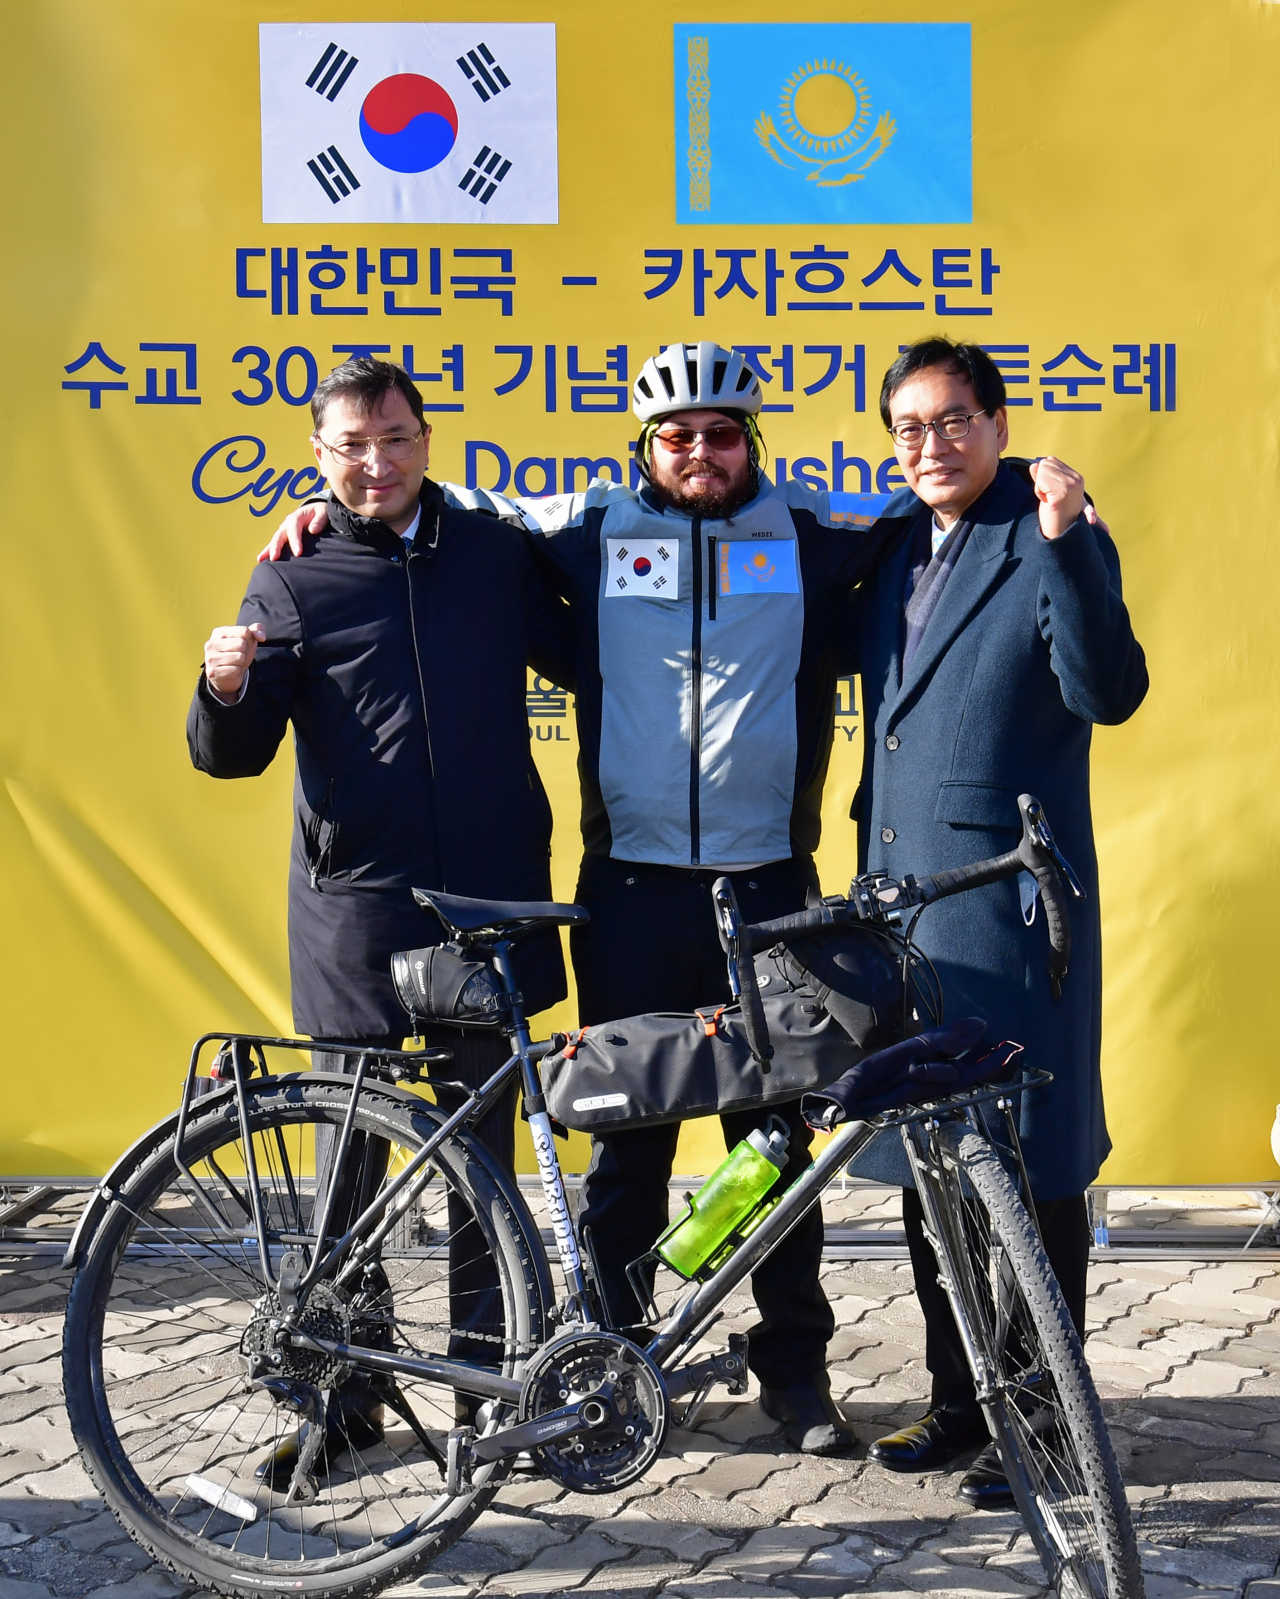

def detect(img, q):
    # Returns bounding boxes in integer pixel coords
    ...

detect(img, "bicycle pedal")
[445,1426,475,1496]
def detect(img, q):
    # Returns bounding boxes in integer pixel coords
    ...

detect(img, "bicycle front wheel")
[63,1074,550,1599]
[931,1121,1142,1599]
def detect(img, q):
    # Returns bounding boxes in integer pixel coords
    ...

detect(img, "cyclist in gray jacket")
[266,342,905,1453]
[477,344,905,1452]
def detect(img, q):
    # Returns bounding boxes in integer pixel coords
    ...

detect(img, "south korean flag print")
[260,23,558,224]
[605,539,680,598]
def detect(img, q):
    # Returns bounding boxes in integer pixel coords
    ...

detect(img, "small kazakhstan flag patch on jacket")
[718,539,800,597]
[675,22,970,225]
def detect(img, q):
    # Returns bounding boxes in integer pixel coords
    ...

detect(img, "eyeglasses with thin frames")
[314,429,425,466]
[888,411,987,450]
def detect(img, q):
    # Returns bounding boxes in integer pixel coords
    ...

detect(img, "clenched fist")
[1028,456,1086,541]
[204,623,266,703]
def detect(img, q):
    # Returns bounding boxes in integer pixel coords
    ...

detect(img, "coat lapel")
[889,464,1034,720]
[874,527,916,701]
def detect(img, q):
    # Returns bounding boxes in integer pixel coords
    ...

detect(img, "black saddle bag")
[542,927,909,1133]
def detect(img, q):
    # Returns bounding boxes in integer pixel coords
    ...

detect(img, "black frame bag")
[542,928,908,1133]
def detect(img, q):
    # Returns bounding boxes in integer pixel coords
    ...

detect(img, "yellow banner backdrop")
[3,0,1277,1182]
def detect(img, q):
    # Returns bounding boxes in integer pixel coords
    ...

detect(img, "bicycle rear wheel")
[63,1075,550,1599]
[927,1120,1142,1599]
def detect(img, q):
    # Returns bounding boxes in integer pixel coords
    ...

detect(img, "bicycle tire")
[932,1121,1143,1599]
[63,1074,550,1599]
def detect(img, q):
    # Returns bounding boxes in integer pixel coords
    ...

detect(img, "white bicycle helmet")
[632,341,763,423]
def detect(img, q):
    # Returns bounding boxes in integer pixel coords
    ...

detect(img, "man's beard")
[648,456,756,519]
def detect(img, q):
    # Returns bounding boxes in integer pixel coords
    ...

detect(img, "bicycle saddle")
[413,888,589,933]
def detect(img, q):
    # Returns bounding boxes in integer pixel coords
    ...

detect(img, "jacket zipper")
[308,778,336,891]
[707,535,717,621]
[403,549,443,886]
[689,518,703,866]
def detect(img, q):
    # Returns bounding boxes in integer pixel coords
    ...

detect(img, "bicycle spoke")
[921,1119,1142,1599]
[64,1078,546,1595]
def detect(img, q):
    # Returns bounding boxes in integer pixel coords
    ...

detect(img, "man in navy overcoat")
[851,339,1148,1506]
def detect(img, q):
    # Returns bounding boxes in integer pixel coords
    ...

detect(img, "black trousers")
[313,1027,517,1366]
[572,853,835,1389]
[902,1185,1091,1413]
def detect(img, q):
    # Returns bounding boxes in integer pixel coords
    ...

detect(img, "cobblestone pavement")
[1,1215,1279,1599]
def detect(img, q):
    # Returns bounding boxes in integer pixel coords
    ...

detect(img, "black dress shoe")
[868,1406,989,1472]
[256,1398,385,1490]
[957,1441,1016,1510]
[759,1377,855,1456]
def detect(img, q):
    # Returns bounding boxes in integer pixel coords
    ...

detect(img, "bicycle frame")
[152,932,1052,1422]
[114,795,1078,1435]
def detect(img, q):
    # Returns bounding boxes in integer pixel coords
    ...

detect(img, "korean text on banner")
[5,0,1279,1189]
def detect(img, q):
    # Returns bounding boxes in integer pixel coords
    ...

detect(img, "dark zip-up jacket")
[187,478,570,1037]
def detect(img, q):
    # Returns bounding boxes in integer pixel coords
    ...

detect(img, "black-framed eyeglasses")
[888,411,986,449]
[314,428,425,465]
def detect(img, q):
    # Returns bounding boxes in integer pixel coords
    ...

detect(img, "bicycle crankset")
[239,1281,352,1389]
[517,1331,669,1492]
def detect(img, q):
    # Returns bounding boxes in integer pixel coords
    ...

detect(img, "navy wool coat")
[847,462,1148,1199]
[187,479,571,1039]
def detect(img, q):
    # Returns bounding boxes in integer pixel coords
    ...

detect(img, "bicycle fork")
[902,1115,1042,1502]
[904,1118,1000,1403]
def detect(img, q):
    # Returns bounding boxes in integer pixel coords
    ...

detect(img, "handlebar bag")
[543,970,861,1134]
[543,923,922,1132]
[760,927,908,1048]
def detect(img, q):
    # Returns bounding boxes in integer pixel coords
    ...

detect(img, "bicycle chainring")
[518,1331,669,1492]
[240,1282,352,1389]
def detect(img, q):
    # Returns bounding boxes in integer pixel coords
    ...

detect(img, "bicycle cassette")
[518,1331,669,1492]
[240,1282,352,1390]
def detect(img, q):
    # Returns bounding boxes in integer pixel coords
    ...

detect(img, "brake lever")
[1025,804,1086,901]
[712,878,773,1070]
[714,894,743,996]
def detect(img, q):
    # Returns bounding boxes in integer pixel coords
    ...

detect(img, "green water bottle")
[655,1118,790,1280]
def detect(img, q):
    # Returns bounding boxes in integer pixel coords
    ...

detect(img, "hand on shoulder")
[259,500,329,563]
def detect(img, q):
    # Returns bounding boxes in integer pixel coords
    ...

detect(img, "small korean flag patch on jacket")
[605,538,679,597]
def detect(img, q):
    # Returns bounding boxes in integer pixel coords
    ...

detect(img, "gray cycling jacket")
[456,476,905,869]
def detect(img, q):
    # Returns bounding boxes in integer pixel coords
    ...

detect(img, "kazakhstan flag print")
[676,23,971,226]
[718,539,799,597]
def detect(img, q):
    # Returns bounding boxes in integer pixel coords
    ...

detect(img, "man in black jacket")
[188,357,570,1481]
